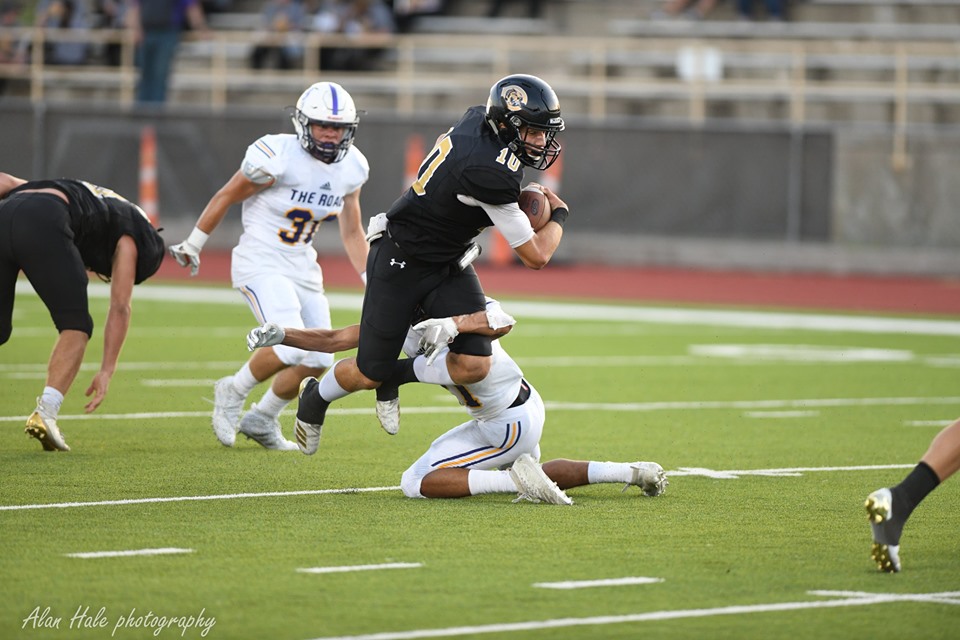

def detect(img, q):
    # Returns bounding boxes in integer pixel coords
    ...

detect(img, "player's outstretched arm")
[247,323,360,353]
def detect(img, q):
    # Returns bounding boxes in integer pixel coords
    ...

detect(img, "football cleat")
[375,398,400,435]
[623,462,669,497]
[239,404,298,451]
[865,488,901,572]
[212,376,245,447]
[509,453,573,505]
[24,399,70,452]
[295,377,323,455]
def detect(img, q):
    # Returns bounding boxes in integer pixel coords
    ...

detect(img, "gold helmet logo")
[501,85,528,112]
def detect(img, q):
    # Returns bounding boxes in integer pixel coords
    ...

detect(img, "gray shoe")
[865,488,901,572]
[376,398,400,435]
[212,376,245,447]
[25,399,70,452]
[623,462,669,497]
[509,454,573,505]
[238,404,298,451]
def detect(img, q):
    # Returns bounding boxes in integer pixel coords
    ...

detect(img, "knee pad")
[400,467,424,499]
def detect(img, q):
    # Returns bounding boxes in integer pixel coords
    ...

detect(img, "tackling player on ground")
[246,300,668,503]
[169,82,370,451]
[295,74,572,450]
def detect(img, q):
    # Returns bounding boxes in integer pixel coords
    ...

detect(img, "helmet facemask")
[291,82,360,164]
[293,110,357,164]
[507,117,562,171]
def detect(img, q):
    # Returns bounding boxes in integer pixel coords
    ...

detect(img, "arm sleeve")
[457,195,534,248]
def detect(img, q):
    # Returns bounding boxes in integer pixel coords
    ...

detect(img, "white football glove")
[168,228,209,277]
[246,322,285,351]
[168,240,202,276]
[365,212,388,243]
[412,317,458,366]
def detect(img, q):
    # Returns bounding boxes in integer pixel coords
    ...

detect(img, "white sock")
[467,469,519,495]
[39,387,64,415]
[318,364,351,402]
[413,354,455,386]
[232,362,259,396]
[587,461,631,484]
[255,387,289,418]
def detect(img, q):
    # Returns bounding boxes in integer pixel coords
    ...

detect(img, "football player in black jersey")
[0,172,166,452]
[294,74,572,454]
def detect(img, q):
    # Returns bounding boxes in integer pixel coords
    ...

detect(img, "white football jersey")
[231,133,369,290]
[403,330,527,422]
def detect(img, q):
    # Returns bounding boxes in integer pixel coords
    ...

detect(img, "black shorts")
[356,235,490,382]
[0,192,93,344]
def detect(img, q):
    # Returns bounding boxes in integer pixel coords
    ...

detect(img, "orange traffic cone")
[139,125,158,225]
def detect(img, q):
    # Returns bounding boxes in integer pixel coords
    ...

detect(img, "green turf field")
[2,282,959,640]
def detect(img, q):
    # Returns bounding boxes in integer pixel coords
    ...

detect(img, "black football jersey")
[7,179,165,283]
[385,106,525,263]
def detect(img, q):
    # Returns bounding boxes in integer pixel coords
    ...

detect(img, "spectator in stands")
[736,0,786,21]
[312,0,395,71]
[97,0,129,66]
[29,0,91,65]
[127,0,209,104]
[487,0,542,19]
[250,0,308,70]
[389,0,445,33]
[0,2,22,63]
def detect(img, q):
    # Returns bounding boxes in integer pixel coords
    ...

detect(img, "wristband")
[549,207,569,228]
[187,226,210,250]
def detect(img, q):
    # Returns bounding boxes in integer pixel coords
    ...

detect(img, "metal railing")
[2,26,959,136]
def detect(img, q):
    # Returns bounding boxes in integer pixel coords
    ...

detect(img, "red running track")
[154,252,960,316]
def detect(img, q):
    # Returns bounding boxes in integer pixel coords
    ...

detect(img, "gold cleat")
[25,405,71,452]
[871,542,901,573]
[864,494,888,524]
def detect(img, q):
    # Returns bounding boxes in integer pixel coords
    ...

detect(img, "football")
[518,184,552,231]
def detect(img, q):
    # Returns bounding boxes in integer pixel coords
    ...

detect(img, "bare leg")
[332,357,380,392]
[45,329,89,394]
[542,459,590,490]
[248,346,287,382]
[271,364,327,399]
[922,418,960,481]
[420,468,471,498]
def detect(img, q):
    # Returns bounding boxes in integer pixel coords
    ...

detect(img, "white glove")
[246,322,285,351]
[168,227,208,277]
[412,317,458,366]
[365,212,388,242]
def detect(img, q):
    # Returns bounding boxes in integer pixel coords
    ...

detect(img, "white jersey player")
[245,299,670,504]
[170,82,370,451]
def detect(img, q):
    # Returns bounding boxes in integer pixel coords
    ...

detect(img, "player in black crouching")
[294,73,572,454]
[0,173,165,452]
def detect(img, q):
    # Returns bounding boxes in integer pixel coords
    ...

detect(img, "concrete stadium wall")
[1,101,957,276]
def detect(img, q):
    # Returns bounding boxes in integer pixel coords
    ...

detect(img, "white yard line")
[533,577,664,589]
[0,486,401,512]
[0,463,916,511]
[297,563,422,575]
[303,591,960,640]
[64,548,193,559]
[2,396,959,424]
